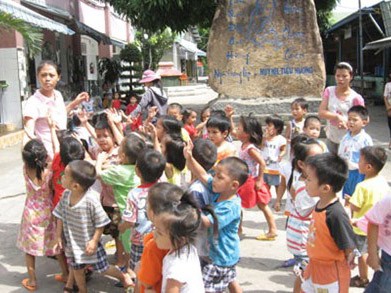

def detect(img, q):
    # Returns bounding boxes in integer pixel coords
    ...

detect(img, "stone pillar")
[208,0,325,102]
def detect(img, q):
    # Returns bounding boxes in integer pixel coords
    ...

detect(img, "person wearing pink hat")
[131,70,168,120]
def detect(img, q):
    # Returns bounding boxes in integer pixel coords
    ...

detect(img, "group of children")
[17,93,391,293]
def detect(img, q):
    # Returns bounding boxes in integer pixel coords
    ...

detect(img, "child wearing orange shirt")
[301,153,356,293]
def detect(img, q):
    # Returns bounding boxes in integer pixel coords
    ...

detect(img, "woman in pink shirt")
[318,62,365,154]
[23,60,89,159]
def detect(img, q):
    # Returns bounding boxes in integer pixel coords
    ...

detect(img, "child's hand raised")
[76,109,89,125]
[225,104,234,118]
[183,140,194,160]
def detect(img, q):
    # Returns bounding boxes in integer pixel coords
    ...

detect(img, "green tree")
[0,12,43,58]
[107,0,339,34]
[135,29,176,70]
[119,43,143,94]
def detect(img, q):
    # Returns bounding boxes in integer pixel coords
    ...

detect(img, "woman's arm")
[66,92,89,114]
[23,117,36,145]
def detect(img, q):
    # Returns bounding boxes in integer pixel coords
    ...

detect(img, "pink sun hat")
[139,70,161,83]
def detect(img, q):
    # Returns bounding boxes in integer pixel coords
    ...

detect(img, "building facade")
[0,0,133,128]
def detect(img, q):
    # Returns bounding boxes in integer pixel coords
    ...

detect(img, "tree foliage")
[119,43,143,93]
[134,29,175,70]
[107,0,338,34]
[0,11,43,58]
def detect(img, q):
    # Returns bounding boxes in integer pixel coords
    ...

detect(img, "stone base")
[208,95,322,121]
[0,123,16,134]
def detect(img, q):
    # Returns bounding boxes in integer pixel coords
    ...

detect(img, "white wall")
[0,48,23,128]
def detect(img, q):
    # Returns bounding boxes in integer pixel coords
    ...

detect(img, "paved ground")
[0,105,390,292]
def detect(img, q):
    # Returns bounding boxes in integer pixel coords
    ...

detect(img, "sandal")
[22,278,37,291]
[281,258,296,268]
[55,274,68,283]
[64,287,73,293]
[256,233,277,241]
[350,276,369,287]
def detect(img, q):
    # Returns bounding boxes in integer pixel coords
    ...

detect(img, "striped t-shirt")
[53,189,110,264]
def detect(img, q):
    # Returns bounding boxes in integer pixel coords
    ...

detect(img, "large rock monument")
[208,0,325,107]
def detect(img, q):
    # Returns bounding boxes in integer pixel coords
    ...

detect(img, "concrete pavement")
[0,105,390,292]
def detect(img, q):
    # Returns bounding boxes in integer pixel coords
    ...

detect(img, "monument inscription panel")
[208,0,325,98]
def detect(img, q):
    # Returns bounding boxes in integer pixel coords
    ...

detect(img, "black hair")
[304,115,321,128]
[218,157,249,187]
[206,115,231,134]
[335,62,354,75]
[168,103,183,111]
[287,135,321,190]
[159,115,183,140]
[121,133,146,164]
[182,108,196,124]
[291,98,308,111]
[306,153,348,193]
[265,115,284,134]
[210,109,227,119]
[72,114,82,127]
[192,138,217,171]
[164,135,186,171]
[136,149,166,183]
[22,139,48,181]
[360,146,387,174]
[153,187,218,256]
[37,60,60,75]
[94,114,114,137]
[67,160,96,191]
[239,115,263,145]
[148,183,184,215]
[348,105,369,120]
[60,137,85,166]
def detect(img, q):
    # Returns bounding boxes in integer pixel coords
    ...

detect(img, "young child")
[52,136,86,209]
[235,115,277,241]
[285,98,308,156]
[188,138,217,264]
[151,115,189,188]
[262,115,287,192]
[153,190,208,292]
[349,146,389,287]
[338,105,373,203]
[301,153,356,293]
[206,115,236,162]
[137,183,184,293]
[198,106,211,139]
[167,103,191,143]
[185,142,248,293]
[182,107,203,140]
[360,192,391,293]
[119,149,166,271]
[53,160,134,293]
[17,140,64,291]
[112,92,122,110]
[285,136,323,292]
[126,95,139,116]
[85,115,125,266]
[303,115,328,153]
[96,133,145,260]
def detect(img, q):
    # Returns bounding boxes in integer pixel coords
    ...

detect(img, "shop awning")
[111,38,127,48]
[0,0,74,35]
[363,36,391,50]
[74,20,112,45]
[178,39,206,57]
[21,0,72,19]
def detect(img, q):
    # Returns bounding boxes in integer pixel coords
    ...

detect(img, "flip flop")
[350,276,369,288]
[54,274,68,283]
[22,278,37,291]
[281,258,296,268]
[256,233,277,241]
[63,287,73,293]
